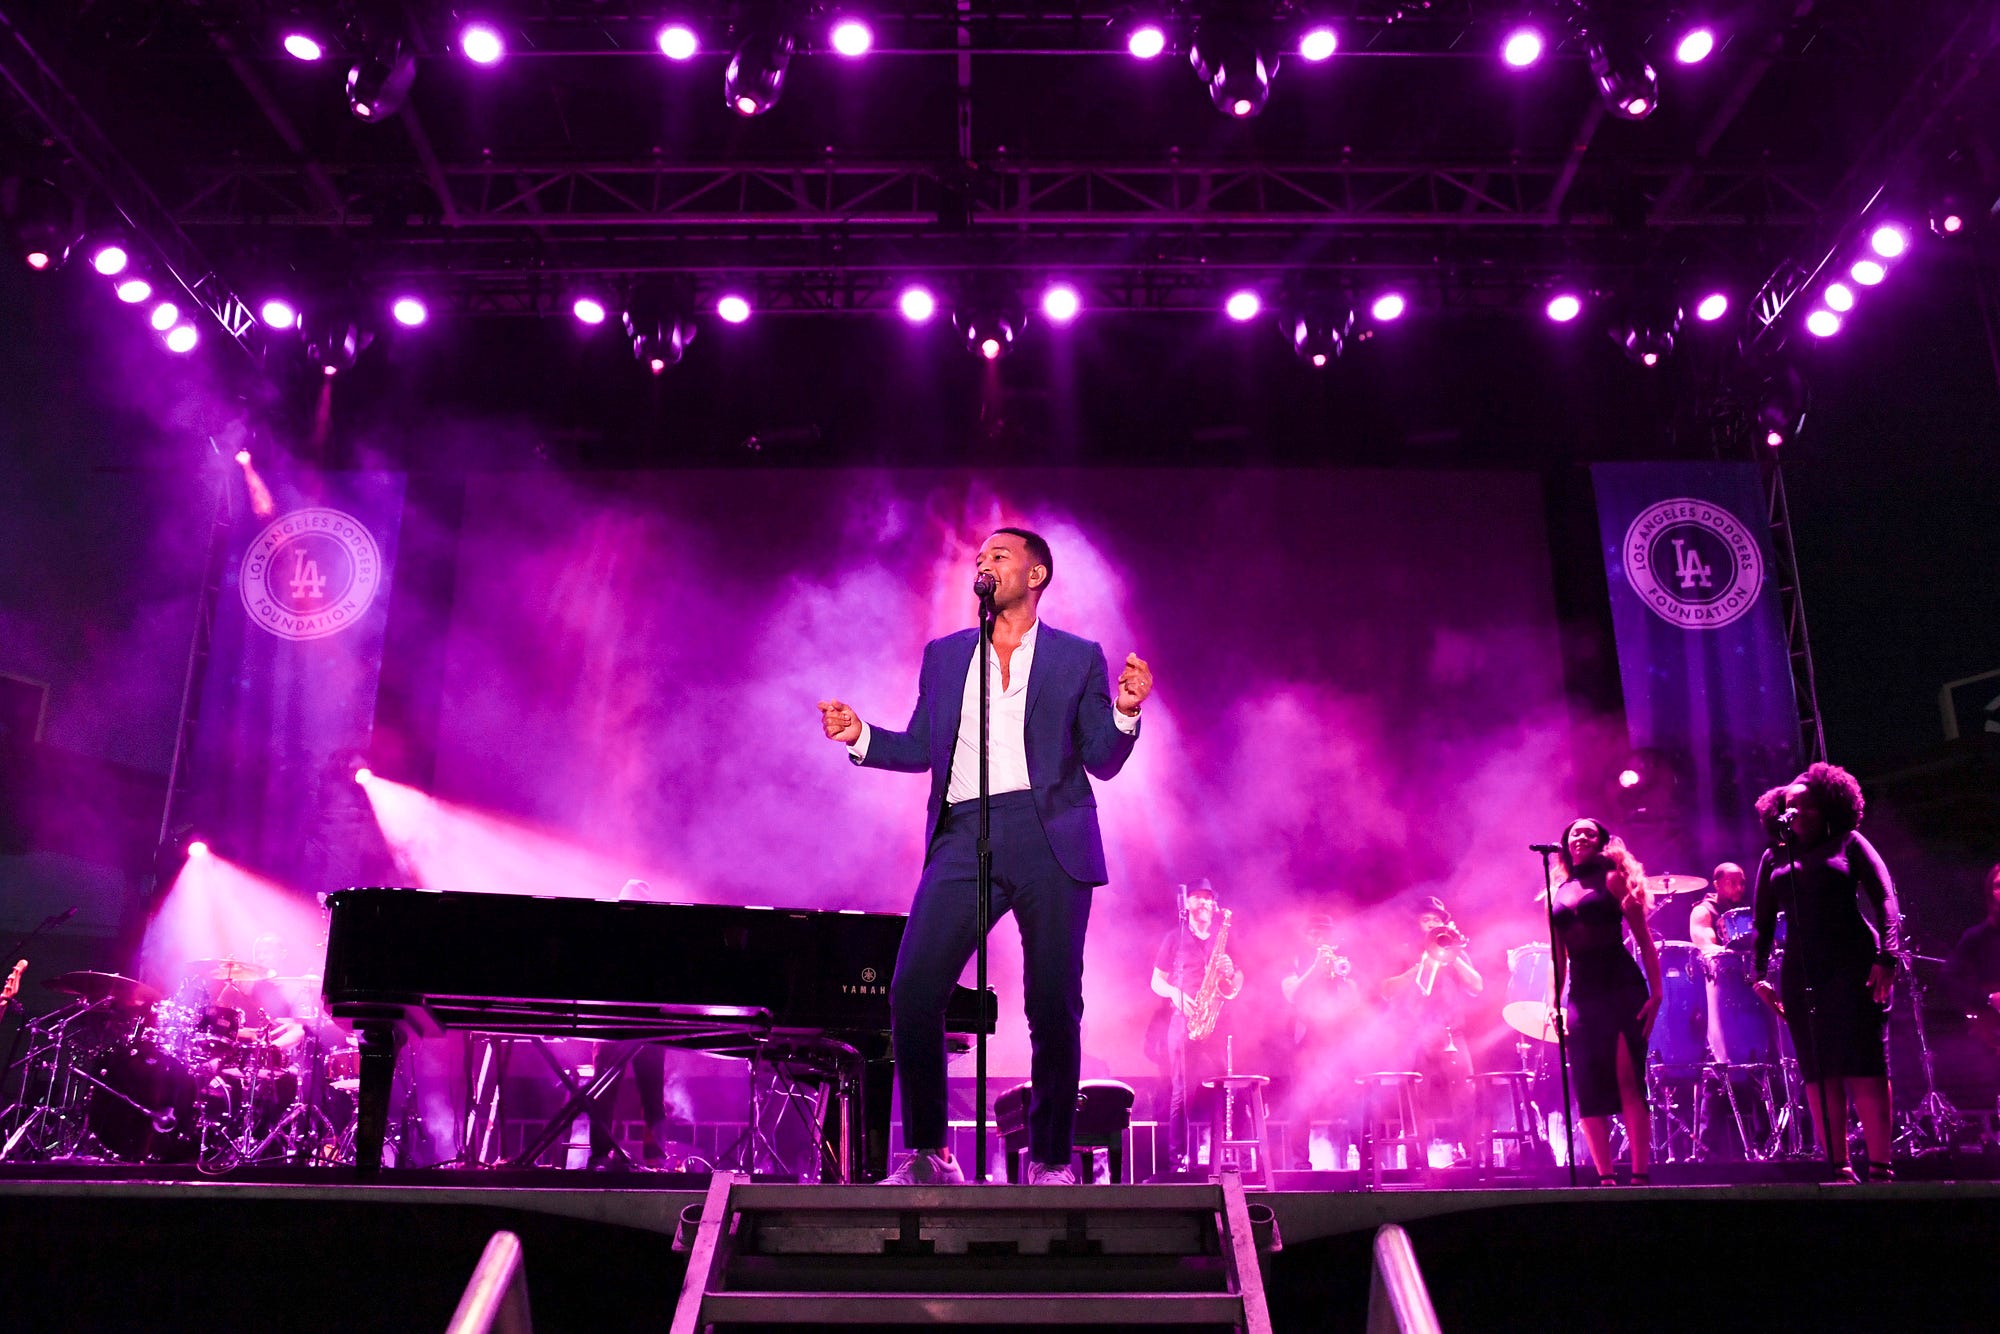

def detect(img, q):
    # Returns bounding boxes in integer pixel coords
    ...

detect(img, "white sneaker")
[1025,1160,1078,1186]
[881,1149,964,1185]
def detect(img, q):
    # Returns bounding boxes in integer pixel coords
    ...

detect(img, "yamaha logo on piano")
[844,967,885,995]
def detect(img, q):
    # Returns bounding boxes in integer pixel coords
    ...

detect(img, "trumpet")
[1314,943,1353,978]
[1427,923,1469,953]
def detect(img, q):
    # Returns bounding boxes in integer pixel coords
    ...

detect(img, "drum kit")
[1504,873,1818,1163]
[0,959,362,1169]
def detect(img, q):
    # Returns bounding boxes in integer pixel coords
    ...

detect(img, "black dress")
[1753,830,1900,1082]
[1553,861,1650,1118]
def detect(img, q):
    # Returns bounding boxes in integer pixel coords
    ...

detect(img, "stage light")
[1617,767,1642,790]
[1850,258,1886,286]
[1805,309,1841,337]
[260,298,298,329]
[573,296,608,325]
[9,178,79,272]
[90,243,129,276]
[354,767,373,786]
[1823,282,1855,313]
[897,285,938,324]
[165,324,199,353]
[1546,293,1582,323]
[1502,27,1545,68]
[829,18,873,57]
[324,364,339,377]
[1619,302,1679,365]
[460,23,505,65]
[390,296,428,327]
[282,33,324,62]
[1299,26,1337,62]
[347,37,417,120]
[725,30,794,116]
[1695,292,1729,322]
[1224,290,1262,322]
[186,839,210,858]
[1127,23,1168,60]
[1288,306,1352,366]
[1581,7,1658,120]
[1934,211,1965,236]
[716,294,752,324]
[1370,292,1406,322]
[1040,284,1081,324]
[1766,429,1785,447]
[657,24,699,60]
[1868,224,1908,258]
[115,277,152,304]
[304,303,371,375]
[150,300,179,331]
[624,287,698,370]
[1191,25,1277,119]
[1675,27,1715,64]
[953,307,1021,359]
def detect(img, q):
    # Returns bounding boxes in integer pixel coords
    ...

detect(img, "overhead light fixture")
[1804,309,1841,338]
[572,296,608,325]
[897,285,938,324]
[1288,304,1353,366]
[657,24,699,61]
[725,29,794,116]
[1694,292,1729,322]
[150,300,180,332]
[1370,292,1407,322]
[260,298,299,329]
[390,296,428,327]
[88,238,130,276]
[1546,293,1582,323]
[305,307,371,375]
[1868,224,1909,259]
[1190,24,1277,119]
[1674,27,1716,64]
[281,32,325,62]
[165,323,200,354]
[8,178,79,271]
[1577,6,1657,119]
[1502,26,1545,68]
[347,36,417,121]
[953,306,1022,359]
[1823,282,1855,314]
[715,294,752,324]
[828,17,873,57]
[1039,283,1081,325]
[115,276,153,304]
[459,23,506,66]
[1125,19,1168,60]
[1298,26,1337,62]
[624,285,698,369]
[1224,289,1262,322]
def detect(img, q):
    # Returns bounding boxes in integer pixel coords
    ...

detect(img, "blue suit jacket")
[855,622,1139,886]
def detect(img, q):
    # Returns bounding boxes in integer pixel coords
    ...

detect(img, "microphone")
[48,906,78,926]
[1528,843,1563,855]
[973,571,997,600]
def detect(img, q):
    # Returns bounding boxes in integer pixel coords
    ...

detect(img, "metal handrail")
[1365,1224,1442,1334]
[445,1231,534,1334]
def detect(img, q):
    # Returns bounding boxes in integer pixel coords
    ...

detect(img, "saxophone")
[1183,909,1233,1042]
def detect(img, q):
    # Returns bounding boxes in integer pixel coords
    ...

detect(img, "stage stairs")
[668,1167,1280,1332]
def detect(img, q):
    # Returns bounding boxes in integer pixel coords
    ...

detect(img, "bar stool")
[1202,1073,1274,1189]
[1355,1072,1426,1188]
[994,1079,1138,1182]
[1472,1070,1541,1172]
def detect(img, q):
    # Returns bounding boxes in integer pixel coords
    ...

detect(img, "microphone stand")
[1535,847,1580,1188]
[973,582,996,1182]
[0,911,74,1101]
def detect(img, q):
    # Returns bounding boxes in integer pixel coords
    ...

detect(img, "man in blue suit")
[819,527,1152,1184]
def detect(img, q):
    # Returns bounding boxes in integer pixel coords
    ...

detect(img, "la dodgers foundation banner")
[187,471,406,890]
[1591,462,1801,859]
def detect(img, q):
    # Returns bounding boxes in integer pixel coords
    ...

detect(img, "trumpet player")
[1281,913,1363,1166]
[1150,880,1244,1172]
[1382,898,1483,1165]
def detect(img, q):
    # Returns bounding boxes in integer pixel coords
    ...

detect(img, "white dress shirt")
[849,620,1136,794]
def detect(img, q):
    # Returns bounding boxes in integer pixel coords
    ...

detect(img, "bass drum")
[88,1042,201,1163]
[1717,907,1787,951]
[1705,950,1781,1065]
[1501,943,1556,1042]
[1647,943,1709,1072]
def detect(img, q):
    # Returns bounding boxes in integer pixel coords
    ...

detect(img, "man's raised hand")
[817,699,863,744]
[1116,652,1153,716]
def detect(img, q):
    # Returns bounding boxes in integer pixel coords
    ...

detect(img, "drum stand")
[1691,1063,1785,1162]
[1645,1062,1702,1163]
[1892,963,1965,1155]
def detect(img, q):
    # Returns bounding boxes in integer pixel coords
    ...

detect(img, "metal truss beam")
[174,157,1826,233]
[0,7,264,366]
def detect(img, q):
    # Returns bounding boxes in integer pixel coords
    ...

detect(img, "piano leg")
[859,1045,894,1182]
[355,1024,405,1173]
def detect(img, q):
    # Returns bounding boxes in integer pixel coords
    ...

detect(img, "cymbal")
[43,970,160,1009]
[188,958,276,985]
[268,973,322,984]
[1644,874,1709,897]
[1501,1000,1559,1043]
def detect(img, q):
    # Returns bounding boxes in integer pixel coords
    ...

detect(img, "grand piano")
[320,887,995,1178]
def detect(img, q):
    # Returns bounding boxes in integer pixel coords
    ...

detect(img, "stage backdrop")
[423,468,1578,1075]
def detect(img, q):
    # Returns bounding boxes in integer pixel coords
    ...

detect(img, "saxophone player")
[1150,880,1244,1172]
